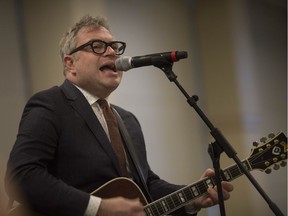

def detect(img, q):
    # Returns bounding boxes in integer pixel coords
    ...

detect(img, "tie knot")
[97,99,109,109]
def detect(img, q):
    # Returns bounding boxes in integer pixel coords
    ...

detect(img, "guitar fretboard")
[144,160,251,216]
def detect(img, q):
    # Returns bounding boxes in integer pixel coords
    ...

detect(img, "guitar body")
[91,177,148,205]
[8,178,148,216]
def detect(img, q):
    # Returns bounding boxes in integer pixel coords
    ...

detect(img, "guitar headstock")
[249,132,287,173]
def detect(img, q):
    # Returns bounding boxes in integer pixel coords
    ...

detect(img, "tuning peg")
[260,137,267,143]
[280,161,287,167]
[273,164,280,170]
[265,168,272,174]
[268,133,275,139]
[252,141,259,147]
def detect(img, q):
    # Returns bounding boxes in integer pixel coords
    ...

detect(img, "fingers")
[201,169,234,198]
[222,181,234,192]
[202,196,215,207]
[201,168,215,178]
[98,197,145,216]
[207,181,233,203]
[129,198,145,212]
[196,169,234,209]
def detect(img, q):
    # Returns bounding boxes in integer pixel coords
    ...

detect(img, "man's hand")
[97,197,146,216]
[192,168,234,210]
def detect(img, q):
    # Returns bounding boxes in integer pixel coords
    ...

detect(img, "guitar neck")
[144,159,251,216]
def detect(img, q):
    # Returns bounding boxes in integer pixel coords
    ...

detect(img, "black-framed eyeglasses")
[69,40,126,55]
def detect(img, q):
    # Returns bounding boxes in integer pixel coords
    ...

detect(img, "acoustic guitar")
[8,132,287,216]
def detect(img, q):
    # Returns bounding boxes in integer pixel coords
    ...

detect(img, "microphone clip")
[152,57,177,82]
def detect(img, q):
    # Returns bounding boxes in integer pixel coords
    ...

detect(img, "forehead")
[76,26,114,44]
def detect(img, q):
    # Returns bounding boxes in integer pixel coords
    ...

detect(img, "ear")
[64,55,76,75]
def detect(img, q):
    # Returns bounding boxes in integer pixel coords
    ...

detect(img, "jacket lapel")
[60,80,122,176]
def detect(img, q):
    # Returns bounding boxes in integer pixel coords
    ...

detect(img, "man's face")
[65,27,123,98]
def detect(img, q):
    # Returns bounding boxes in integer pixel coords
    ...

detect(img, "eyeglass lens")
[92,41,125,54]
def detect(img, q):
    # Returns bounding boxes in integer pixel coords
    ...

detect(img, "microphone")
[115,51,188,71]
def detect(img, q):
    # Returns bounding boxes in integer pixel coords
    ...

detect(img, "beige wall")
[1,0,286,215]
[0,0,28,205]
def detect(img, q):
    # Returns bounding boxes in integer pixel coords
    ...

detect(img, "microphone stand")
[151,58,284,216]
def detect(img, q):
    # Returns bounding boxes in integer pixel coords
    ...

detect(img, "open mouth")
[99,62,117,72]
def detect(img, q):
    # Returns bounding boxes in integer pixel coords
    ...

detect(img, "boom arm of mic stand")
[153,61,284,216]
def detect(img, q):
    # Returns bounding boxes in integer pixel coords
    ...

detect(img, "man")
[5,15,233,216]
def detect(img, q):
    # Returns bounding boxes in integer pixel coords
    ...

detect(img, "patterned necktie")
[97,99,128,177]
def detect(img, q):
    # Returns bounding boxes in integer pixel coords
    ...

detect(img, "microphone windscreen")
[115,56,131,71]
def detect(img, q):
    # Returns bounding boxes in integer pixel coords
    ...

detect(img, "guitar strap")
[112,107,153,203]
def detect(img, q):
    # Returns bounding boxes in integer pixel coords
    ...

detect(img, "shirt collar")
[74,84,109,106]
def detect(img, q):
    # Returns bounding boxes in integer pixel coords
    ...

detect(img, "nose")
[104,45,116,56]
